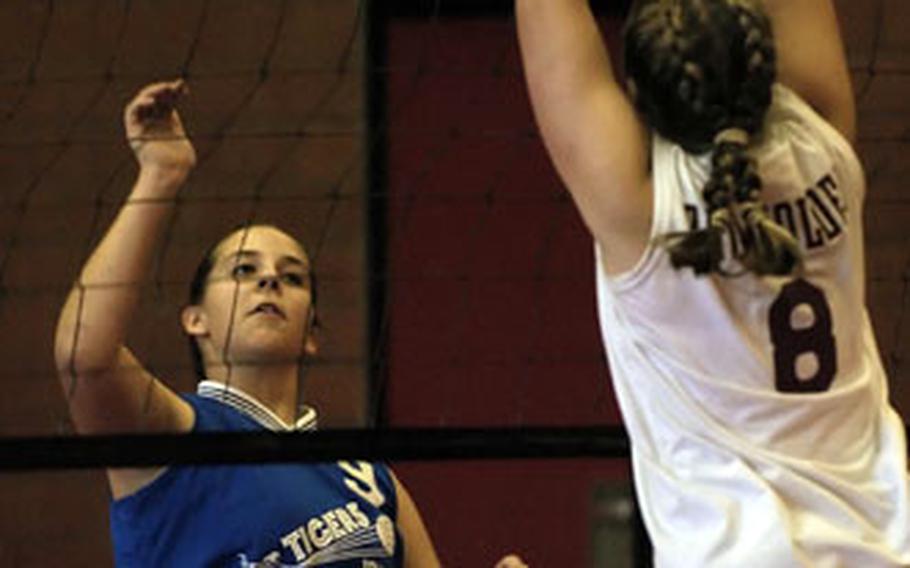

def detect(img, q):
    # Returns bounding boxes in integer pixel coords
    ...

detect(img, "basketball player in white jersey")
[517,0,910,565]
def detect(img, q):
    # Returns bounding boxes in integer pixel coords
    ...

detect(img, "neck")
[203,361,300,425]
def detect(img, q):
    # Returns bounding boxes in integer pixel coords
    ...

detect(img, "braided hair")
[624,0,800,276]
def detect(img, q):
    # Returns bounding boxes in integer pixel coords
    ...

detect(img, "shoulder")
[761,85,864,189]
[182,394,261,432]
[338,460,399,507]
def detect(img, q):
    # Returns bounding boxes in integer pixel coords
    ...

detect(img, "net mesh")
[0,0,906,436]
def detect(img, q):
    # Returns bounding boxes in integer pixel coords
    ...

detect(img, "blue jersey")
[110,394,403,567]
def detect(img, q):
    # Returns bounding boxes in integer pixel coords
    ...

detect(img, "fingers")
[126,79,188,126]
[137,82,186,122]
[123,79,196,171]
[495,554,528,568]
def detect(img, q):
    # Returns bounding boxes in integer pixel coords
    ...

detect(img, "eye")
[231,263,257,280]
[281,272,306,287]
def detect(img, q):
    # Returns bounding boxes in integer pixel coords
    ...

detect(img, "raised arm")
[516,0,651,272]
[54,80,196,438]
[763,0,856,143]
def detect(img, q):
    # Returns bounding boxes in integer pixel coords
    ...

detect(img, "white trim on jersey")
[197,380,318,432]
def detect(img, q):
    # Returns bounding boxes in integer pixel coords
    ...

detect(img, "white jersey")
[596,84,910,567]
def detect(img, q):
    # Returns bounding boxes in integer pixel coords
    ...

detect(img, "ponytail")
[658,129,800,275]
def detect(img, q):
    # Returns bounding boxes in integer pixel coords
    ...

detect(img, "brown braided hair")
[624,0,801,276]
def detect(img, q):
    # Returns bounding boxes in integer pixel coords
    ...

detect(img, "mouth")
[249,302,286,319]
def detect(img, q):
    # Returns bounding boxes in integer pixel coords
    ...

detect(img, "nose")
[257,274,280,291]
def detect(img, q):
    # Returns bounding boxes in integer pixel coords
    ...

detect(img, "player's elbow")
[53,303,118,379]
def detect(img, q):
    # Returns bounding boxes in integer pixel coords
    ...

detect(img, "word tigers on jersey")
[239,461,396,567]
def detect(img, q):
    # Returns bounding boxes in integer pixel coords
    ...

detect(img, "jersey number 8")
[769,278,838,393]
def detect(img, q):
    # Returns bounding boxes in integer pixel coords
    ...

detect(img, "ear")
[181,305,210,337]
[304,334,319,358]
[303,308,319,357]
[626,78,639,104]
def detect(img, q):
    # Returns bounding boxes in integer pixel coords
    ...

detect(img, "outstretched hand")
[124,79,196,177]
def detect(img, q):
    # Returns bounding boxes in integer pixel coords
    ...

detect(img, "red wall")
[384,17,630,566]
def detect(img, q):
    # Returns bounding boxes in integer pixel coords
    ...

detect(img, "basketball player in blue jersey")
[517,0,909,565]
[54,80,527,568]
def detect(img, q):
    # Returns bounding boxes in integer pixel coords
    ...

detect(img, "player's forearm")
[54,166,186,375]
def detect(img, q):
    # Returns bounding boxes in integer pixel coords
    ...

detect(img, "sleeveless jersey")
[110,394,403,567]
[595,84,910,567]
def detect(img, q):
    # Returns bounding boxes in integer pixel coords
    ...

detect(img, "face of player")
[182,226,317,369]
